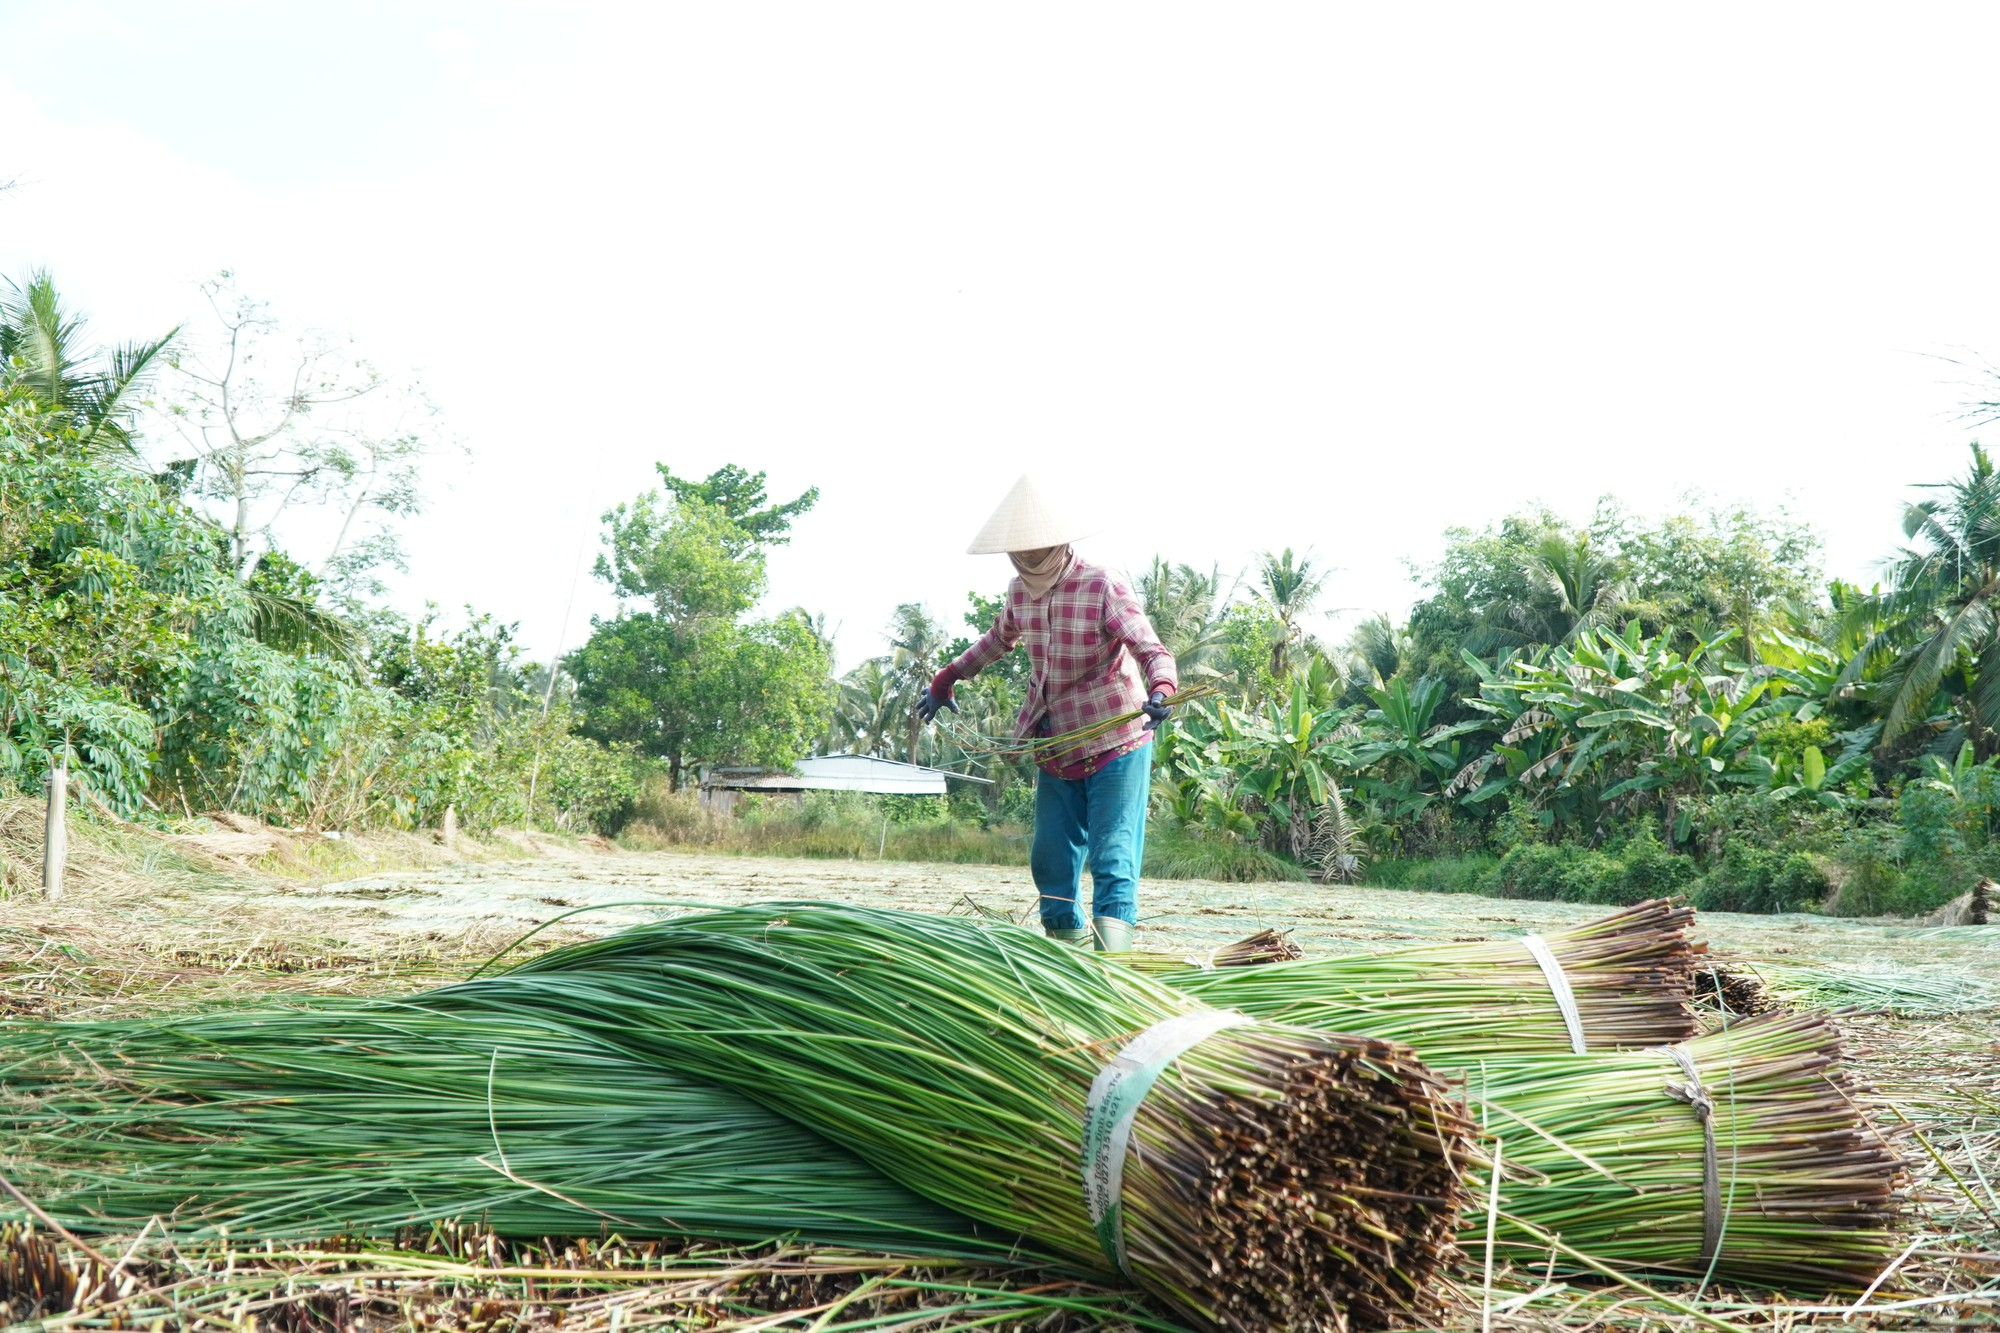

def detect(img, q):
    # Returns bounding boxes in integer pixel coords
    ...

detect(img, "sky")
[5,3,2000,669]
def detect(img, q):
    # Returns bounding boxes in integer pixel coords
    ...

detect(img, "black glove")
[915,690,959,723]
[1141,689,1171,731]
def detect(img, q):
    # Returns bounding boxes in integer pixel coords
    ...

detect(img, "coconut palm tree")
[1255,548,1331,677]
[1343,613,1410,691]
[1465,532,1626,655]
[1140,558,1232,676]
[1843,442,2000,752]
[885,603,948,763]
[0,270,178,455]
[831,657,904,757]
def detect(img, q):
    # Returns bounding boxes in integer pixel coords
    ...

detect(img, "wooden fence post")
[43,759,68,900]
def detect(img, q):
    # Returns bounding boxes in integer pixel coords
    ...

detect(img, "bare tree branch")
[155,273,454,599]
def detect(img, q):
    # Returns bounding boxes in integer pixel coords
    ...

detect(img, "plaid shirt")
[950,560,1178,776]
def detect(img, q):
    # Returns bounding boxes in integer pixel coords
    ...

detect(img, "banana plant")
[1213,675,1361,853]
[1350,674,1484,820]
[1762,722,1877,810]
[1455,623,1808,844]
[1912,738,2000,844]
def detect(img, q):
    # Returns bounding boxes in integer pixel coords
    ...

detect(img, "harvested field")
[1,839,1995,1330]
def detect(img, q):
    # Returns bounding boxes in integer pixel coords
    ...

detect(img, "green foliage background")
[13,263,2000,917]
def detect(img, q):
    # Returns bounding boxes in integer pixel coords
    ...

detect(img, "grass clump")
[1360,853,1496,894]
[622,785,1029,865]
[1143,828,1305,882]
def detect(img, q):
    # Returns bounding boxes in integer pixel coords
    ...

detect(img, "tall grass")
[1360,854,1497,894]
[622,782,1312,882]
[621,786,1030,865]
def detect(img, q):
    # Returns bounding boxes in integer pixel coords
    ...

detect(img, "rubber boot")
[1045,925,1091,947]
[1092,916,1134,954]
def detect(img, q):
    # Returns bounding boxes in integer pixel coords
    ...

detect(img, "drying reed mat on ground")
[1165,899,1700,1067]
[1465,1009,1908,1292]
[1697,958,1999,1019]
[0,999,1030,1260]
[489,901,1475,1333]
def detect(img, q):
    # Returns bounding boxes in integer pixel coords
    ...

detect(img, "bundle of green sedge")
[1469,1009,1907,1291]
[1,904,1474,1333]
[1164,899,1699,1067]
[0,906,1902,1302]
[0,998,1017,1260]
[491,902,1475,1333]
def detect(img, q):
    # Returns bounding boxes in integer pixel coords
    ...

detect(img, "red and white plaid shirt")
[948,560,1178,777]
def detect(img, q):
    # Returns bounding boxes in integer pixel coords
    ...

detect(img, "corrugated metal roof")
[700,754,992,795]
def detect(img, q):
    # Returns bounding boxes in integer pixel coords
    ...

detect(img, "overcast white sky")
[5,3,1999,669]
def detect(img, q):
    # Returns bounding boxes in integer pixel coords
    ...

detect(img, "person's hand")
[1141,689,1171,731]
[916,689,959,723]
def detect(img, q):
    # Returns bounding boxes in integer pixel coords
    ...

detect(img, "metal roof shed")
[698,754,989,813]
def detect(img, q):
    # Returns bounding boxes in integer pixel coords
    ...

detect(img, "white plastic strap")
[1080,1010,1252,1276]
[1521,933,1588,1055]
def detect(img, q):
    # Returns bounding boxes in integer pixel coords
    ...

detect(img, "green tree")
[1340,613,1411,698]
[1605,500,1820,653]
[1463,532,1627,655]
[1843,443,2000,756]
[1140,558,1232,675]
[1409,501,1820,716]
[0,383,220,814]
[830,657,904,758]
[885,603,948,763]
[569,483,833,788]
[655,463,819,549]
[1254,548,1331,677]
[0,270,178,456]
[594,492,764,620]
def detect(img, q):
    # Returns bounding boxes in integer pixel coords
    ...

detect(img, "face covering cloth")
[1009,544,1076,600]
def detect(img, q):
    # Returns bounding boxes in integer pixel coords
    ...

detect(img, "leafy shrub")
[1897,783,1961,863]
[1619,833,1701,900]
[1483,834,1697,905]
[991,781,1035,825]
[881,794,949,825]
[1363,855,1498,894]
[1691,842,1828,914]
[1820,852,1905,917]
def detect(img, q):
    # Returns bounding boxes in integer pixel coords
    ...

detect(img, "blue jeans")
[1031,743,1152,929]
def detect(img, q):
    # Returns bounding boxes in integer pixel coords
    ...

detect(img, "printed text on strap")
[1080,1010,1253,1277]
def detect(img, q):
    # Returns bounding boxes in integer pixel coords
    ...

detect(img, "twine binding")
[1659,1043,1724,1271]
[1521,933,1588,1054]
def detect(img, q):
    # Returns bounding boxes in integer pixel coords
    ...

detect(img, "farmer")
[916,474,1178,952]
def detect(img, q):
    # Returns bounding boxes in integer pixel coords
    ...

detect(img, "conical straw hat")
[966,474,1097,554]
